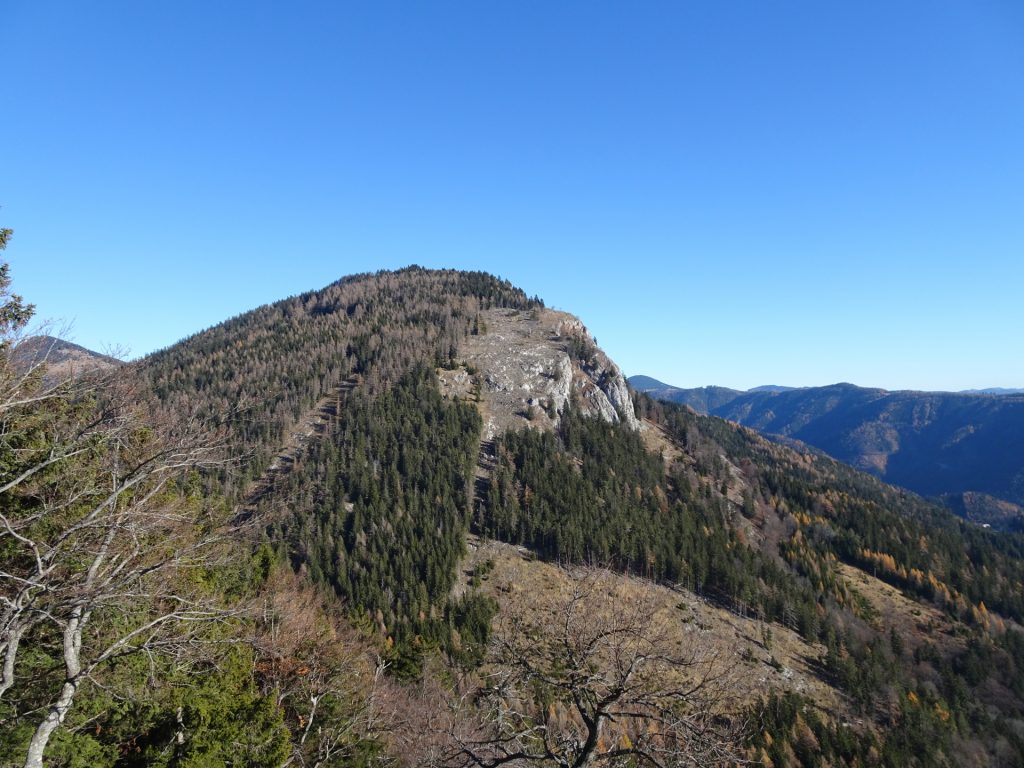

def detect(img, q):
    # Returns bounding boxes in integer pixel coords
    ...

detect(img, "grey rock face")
[600,364,641,431]
[441,307,638,439]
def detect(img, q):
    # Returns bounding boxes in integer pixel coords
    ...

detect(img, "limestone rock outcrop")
[438,307,639,439]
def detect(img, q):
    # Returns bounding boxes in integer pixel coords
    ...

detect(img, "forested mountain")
[11,334,121,383]
[631,376,1024,525]
[6,256,1024,766]
[628,376,744,413]
[137,267,542,500]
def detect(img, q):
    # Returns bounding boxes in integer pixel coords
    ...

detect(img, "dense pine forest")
[264,365,490,675]
[5,253,1024,766]
[480,408,824,636]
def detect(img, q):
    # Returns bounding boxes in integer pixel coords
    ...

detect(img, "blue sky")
[2,2,1022,391]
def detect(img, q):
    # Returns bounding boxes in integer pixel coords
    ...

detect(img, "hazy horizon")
[628,373,1024,394]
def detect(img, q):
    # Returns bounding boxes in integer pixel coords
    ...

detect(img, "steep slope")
[463,384,1024,764]
[632,376,1024,519]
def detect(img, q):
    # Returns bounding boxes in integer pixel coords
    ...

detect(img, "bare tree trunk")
[23,678,78,768]
[574,718,602,768]
[0,623,25,699]
[23,605,87,768]
[23,513,114,765]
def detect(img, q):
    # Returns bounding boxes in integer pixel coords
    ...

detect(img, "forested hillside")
[137,267,541,500]
[0,262,537,766]
[479,389,1024,763]
[6,258,1024,766]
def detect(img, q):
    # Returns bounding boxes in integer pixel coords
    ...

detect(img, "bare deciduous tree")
[15,413,230,768]
[437,568,747,768]
[253,567,390,768]
[1,240,237,767]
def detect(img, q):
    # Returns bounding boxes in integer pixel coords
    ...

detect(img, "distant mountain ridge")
[630,375,1024,526]
[959,387,1024,395]
[631,376,1023,405]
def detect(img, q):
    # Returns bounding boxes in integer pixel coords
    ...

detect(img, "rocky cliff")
[438,307,639,439]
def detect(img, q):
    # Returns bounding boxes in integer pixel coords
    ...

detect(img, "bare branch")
[428,567,747,768]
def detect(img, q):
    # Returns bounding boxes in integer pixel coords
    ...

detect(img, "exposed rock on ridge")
[438,307,638,439]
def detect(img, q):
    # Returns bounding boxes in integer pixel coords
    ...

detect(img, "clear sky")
[2,2,1022,391]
